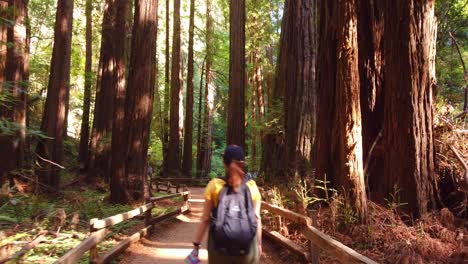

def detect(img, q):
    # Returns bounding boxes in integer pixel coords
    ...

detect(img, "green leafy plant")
[384,184,408,215]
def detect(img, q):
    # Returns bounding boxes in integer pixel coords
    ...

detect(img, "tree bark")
[316,0,367,221]
[167,0,182,177]
[382,0,438,217]
[78,0,93,170]
[88,0,117,181]
[196,57,205,178]
[120,0,158,202]
[357,0,384,198]
[250,64,257,170]
[36,0,74,189]
[0,0,28,185]
[197,0,214,179]
[227,0,246,150]
[162,0,170,175]
[109,0,129,204]
[0,1,7,101]
[182,0,195,177]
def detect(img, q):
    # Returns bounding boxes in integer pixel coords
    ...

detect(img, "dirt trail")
[119,187,295,264]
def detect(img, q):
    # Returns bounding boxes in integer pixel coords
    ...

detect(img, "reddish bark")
[118,0,158,202]
[78,0,93,169]
[196,58,205,178]
[167,0,182,177]
[162,0,170,174]
[0,0,28,185]
[0,1,7,100]
[109,0,129,204]
[357,0,385,198]
[182,0,195,177]
[36,0,74,189]
[88,0,118,181]
[382,0,438,217]
[316,0,367,221]
[227,0,246,150]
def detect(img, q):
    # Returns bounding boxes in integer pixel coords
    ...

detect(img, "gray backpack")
[211,178,257,256]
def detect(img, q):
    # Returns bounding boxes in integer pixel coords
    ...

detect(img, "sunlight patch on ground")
[153,248,208,261]
[176,214,201,223]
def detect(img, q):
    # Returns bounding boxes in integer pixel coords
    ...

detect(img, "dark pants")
[207,231,259,264]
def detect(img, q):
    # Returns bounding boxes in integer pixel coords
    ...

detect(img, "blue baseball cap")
[223,145,245,165]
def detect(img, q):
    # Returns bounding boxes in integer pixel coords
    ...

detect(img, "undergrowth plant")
[385,184,408,215]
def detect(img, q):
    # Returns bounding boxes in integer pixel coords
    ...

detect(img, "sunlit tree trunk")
[250,66,257,170]
[162,0,170,175]
[36,0,74,189]
[167,0,182,177]
[197,0,214,179]
[382,0,438,217]
[78,0,93,170]
[316,0,367,221]
[196,58,205,178]
[119,0,158,202]
[182,0,195,177]
[254,51,265,170]
[109,0,129,204]
[227,0,246,149]
[88,0,117,181]
[0,0,28,185]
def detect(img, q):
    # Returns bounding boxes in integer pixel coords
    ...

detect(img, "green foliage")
[384,184,408,215]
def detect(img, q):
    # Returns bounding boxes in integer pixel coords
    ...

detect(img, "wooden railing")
[151,177,209,192]
[261,202,378,264]
[54,191,190,264]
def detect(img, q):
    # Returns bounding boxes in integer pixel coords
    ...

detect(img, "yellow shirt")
[204,178,261,208]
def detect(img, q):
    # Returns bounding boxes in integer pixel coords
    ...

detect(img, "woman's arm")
[194,199,213,245]
[255,199,262,254]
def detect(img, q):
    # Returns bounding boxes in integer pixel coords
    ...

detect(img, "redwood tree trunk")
[36,0,74,189]
[182,0,195,177]
[167,0,182,177]
[316,0,367,221]
[197,0,214,179]
[121,0,158,202]
[357,0,385,198]
[88,0,118,181]
[382,0,438,217]
[78,0,93,169]
[0,0,28,185]
[196,58,205,178]
[109,0,129,204]
[162,0,170,175]
[227,0,246,149]
[0,1,7,99]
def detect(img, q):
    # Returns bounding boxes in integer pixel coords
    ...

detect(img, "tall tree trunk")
[182,0,195,177]
[0,1,7,102]
[265,44,274,113]
[250,67,257,170]
[88,0,118,182]
[78,0,93,170]
[196,57,205,178]
[197,0,214,179]
[162,0,170,175]
[227,0,246,149]
[254,51,265,168]
[316,0,367,221]
[279,0,314,181]
[120,0,158,202]
[0,0,28,185]
[382,0,438,217]
[109,0,129,204]
[36,0,74,189]
[167,0,182,177]
[357,0,384,198]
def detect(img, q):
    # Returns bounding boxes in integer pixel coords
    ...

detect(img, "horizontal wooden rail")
[92,203,154,230]
[301,226,377,264]
[261,202,378,264]
[263,228,310,261]
[55,190,190,264]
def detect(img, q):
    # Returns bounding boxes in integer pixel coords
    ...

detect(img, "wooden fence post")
[89,218,99,263]
[145,198,153,236]
[308,210,319,264]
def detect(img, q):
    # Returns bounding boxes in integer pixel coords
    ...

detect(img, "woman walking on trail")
[187,145,262,264]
